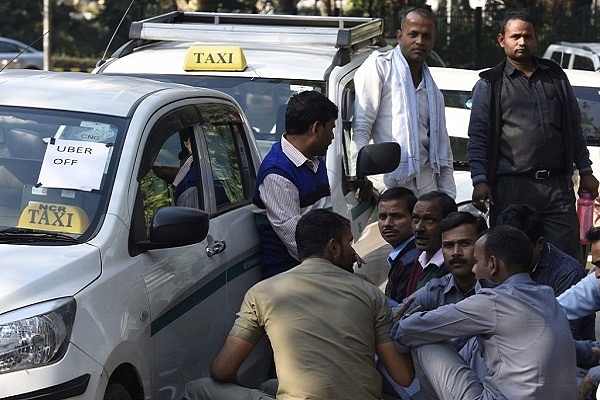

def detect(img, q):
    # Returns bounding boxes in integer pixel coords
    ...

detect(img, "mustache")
[449,258,468,265]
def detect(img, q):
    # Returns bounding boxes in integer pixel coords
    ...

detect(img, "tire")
[104,383,132,400]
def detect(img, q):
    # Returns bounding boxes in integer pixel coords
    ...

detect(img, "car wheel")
[104,383,132,400]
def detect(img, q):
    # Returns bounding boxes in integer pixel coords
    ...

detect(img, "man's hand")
[353,252,366,269]
[472,182,493,212]
[579,174,600,199]
[392,297,421,323]
[356,179,374,203]
[578,374,596,400]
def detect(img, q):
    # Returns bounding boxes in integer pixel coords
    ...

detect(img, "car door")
[129,103,234,400]
[193,103,269,386]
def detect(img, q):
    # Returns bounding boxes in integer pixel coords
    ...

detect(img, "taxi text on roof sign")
[184,45,247,72]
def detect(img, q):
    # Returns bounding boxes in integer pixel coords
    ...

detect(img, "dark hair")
[499,10,536,35]
[439,211,488,235]
[400,7,437,30]
[496,204,544,244]
[480,225,532,273]
[285,91,338,135]
[417,191,458,219]
[378,187,418,214]
[586,226,600,243]
[296,209,350,260]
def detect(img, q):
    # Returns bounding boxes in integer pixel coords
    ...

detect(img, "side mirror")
[137,206,209,251]
[343,142,400,195]
[356,142,400,178]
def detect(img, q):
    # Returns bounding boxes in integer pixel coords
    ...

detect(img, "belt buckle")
[534,170,550,180]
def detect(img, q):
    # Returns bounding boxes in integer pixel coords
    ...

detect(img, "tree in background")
[1,0,600,68]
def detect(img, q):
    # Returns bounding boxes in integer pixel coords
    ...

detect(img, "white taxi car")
[0,70,270,400]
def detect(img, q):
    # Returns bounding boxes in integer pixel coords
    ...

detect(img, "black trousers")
[490,174,582,265]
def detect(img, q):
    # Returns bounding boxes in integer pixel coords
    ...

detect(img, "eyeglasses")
[591,260,600,268]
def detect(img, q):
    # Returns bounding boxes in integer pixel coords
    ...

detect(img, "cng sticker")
[184,45,247,71]
[18,202,90,234]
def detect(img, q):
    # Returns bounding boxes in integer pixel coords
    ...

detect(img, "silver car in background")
[0,37,43,70]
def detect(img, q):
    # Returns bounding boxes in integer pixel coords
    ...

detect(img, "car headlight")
[0,298,76,374]
[0,59,22,69]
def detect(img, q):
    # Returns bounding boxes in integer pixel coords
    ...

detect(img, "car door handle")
[206,240,226,257]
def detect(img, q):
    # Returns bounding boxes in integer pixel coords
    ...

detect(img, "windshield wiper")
[0,227,80,244]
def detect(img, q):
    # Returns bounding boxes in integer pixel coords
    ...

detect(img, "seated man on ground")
[383,211,486,400]
[496,203,593,340]
[392,225,577,399]
[558,226,600,399]
[377,187,419,304]
[400,211,487,316]
[184,209,414,400]
[404,190,457,297]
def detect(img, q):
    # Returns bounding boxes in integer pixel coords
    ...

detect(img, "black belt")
[514,169,566,180]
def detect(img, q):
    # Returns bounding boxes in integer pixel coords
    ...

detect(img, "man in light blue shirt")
[393,225,577,400]
[557,226,600,399]
[497,204,591,340]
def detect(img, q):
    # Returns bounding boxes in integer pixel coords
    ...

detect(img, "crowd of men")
[182,7,600,400]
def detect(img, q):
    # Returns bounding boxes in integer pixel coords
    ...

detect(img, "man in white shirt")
[353,8,455,198]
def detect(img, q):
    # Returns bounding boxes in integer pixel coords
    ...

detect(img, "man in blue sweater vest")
[253,91,338,278]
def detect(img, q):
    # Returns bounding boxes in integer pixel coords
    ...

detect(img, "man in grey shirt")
[392,225,577,399]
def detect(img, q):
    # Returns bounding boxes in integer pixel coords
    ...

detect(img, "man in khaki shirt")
[184,209,414,399]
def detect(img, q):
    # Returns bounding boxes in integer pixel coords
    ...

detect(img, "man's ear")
[327,237,340,260]
[309,121,321,136]
[488,254,500,276]
[497,33,505,48]
[534,237,545,252]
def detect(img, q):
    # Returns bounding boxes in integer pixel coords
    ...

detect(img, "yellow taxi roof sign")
[18,201,90,235]
[184,45,247,72]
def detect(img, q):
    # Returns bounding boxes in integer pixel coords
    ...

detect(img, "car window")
[573,55,595,71]
[563,53,572,68]
[440,88,472,170]
[573,86,600,146]
[549,51,562,65]
[197,103,255,213]
[0,42,21,53]
[136,107,205,239]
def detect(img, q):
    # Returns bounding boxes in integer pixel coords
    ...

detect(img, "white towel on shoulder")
[385,46,451,187]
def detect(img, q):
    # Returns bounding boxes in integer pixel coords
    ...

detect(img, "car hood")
[0,243,101,315]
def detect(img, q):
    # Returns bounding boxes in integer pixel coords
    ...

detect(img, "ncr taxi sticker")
[18,202,90,234]
[37,138,111,191]
[184,45,247,71]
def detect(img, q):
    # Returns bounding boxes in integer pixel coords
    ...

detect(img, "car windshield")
[121,74,325,157]
[0,107,126,242]
[573,85,600,146]
[439,88,472,170]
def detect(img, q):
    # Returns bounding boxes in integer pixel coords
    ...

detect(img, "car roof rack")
[128,11,385,50]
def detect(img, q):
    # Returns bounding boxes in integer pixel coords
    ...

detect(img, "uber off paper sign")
[38,139,110,191]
